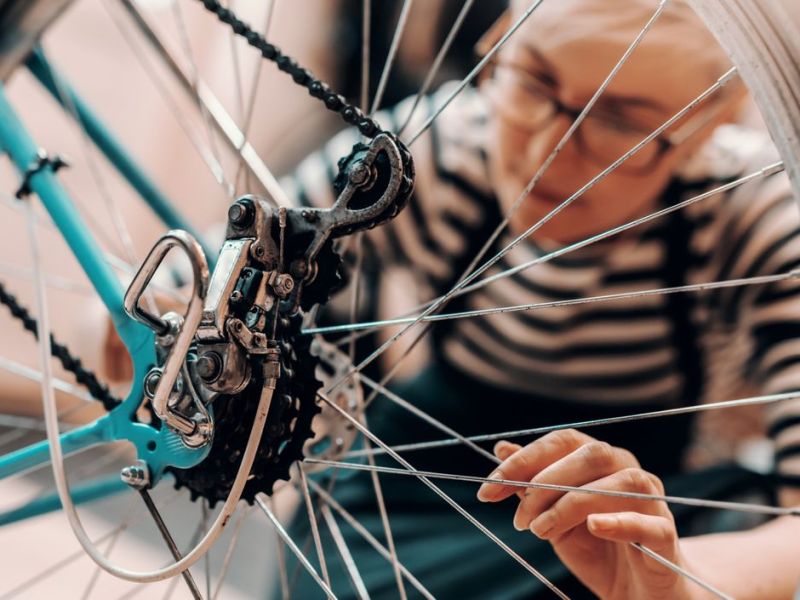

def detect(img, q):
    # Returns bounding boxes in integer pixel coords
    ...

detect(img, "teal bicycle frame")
[0,48,216,524]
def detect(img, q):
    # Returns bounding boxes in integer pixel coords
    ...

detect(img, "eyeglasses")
[484,62,729,174]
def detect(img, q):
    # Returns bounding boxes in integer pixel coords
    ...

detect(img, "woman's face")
[484,0,732,244]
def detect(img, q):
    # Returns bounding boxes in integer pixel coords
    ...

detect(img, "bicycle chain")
[197,0,383,139]
[0,281,120,411]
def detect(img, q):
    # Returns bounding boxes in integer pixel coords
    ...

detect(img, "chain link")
[0,281,120,411]
[196,0,384,138]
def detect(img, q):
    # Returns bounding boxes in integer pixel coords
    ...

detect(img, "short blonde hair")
[513,0,733,87]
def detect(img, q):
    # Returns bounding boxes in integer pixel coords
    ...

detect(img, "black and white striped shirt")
[282,83,800,479]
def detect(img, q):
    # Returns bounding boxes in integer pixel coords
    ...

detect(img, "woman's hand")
[477,429,703,600]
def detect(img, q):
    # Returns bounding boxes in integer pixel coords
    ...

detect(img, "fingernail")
[529,513,554,539]
[477,470,503,502]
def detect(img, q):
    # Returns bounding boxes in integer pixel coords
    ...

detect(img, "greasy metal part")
[296,133,404,263]
[227,317,272,354]
[304,339,360,471]
[198,238,253,341]
[195,342,251,395]
[0,0,74,81]
[123,230,212,447]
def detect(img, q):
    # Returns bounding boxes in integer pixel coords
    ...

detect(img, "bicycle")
[0,0,799,598]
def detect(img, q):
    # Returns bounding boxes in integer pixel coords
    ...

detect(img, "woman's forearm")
[681,515,800,599]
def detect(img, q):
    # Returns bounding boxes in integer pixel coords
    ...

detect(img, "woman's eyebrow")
[523,45,558,85]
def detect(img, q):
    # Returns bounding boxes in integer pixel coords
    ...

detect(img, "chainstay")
[0,281,120,411]
[197,0,384,138]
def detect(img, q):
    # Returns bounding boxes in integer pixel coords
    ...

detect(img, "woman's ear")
[476,10,511,58]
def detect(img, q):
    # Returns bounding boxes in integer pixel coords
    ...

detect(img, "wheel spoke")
[210,506,250,600]
[395,0,476,137]
[305,458,800,519]
[346,390,800,458]
[139,489,202,599]
[202,501,212,600]
[273,497,291,600]
[306,161,785,338]
[631,544,732,600]
[80,496,138,600]
[357,406,407,599]
[256,495,337,600]
[170,0,235,199]
[314,270,799,335]
[406,0,546,145]
[0,263,95,296]
[320,503,371,599]
[369,0,414,116]
[307,478,436,600]
[118,506,210,600]
[297,466,331,590]
[360,374,496,462]
[106,0,233,203]
[232,0,277,195]
[320,67,741,399]
[360,0,371,115]
[317,392,571,598]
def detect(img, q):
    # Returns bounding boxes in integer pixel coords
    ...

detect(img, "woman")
[281,0,800,598]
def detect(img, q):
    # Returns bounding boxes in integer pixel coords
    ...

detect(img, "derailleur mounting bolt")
[195,352,222,382]
[228,199,254,228]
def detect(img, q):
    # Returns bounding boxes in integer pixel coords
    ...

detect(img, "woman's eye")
[595,117,645,135]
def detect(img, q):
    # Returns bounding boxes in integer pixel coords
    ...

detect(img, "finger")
[587,512,678,557]
[493,440,522,460]
[528,468,669,540]
[477,429,594,502]
[493,441,525,500]
[512,441,638,531]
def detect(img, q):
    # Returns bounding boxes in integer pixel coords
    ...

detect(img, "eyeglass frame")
[483,60,740,174]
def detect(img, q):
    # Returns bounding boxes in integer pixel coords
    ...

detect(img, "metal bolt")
[272,273,295,298]
[195,352,222,382]
[348,160,371,186]
[143,369,161,398]
[301,209,318,222]
[120,460,150,489]
[228,200,254,228]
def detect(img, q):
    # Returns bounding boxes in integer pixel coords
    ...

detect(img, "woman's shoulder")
[679,124,793,228]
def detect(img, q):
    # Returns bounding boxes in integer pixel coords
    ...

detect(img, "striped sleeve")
[715,168,800,485]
